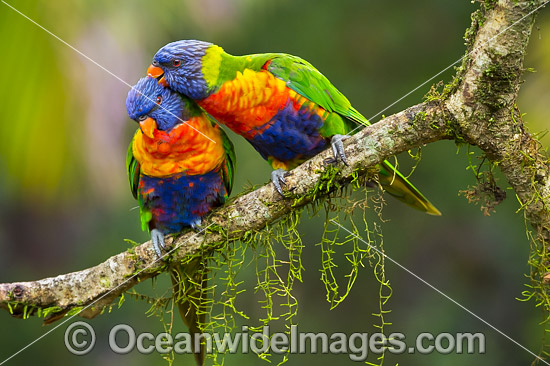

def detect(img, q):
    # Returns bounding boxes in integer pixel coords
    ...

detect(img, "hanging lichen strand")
[124,162,393,365]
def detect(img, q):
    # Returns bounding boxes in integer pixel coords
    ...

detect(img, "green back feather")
[265,55,369,129]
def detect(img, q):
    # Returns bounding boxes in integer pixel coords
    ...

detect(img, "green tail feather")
[171,258,207,366]
[378,161,441,216]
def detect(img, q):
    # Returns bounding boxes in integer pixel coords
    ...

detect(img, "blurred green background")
[1,0,549,365]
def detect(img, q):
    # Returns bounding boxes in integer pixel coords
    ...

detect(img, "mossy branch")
[0,101,451,321]
[0,0,548,322]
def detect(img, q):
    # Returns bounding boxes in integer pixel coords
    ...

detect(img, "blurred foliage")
[0,1,549,365]
[0,3,76,202]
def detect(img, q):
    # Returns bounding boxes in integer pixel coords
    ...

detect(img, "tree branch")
[0,101,451,321]
[447,0,550,245]
[0,0,548,322]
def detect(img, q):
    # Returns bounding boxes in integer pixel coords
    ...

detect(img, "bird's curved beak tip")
[139,117,157,139]
[147,64,167,86]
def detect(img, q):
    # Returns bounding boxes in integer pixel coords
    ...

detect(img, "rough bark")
[447,0,550,245]
[0,0,548,322]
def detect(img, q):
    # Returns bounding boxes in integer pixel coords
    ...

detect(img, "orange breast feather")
[198,69,296,138]
[133,116,225,177]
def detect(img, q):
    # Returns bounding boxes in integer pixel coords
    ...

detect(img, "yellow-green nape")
[202,45,224,90]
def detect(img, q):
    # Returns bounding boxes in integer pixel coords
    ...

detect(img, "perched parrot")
[126,76,236,365]
[146,40,440,215]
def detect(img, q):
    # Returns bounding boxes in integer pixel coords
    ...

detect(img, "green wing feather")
[266,55,368,128]
[219,125,236,197]
[126,131,154,230]
[126,131,141,200]
[378,161,441,216]
[265,55,441,215]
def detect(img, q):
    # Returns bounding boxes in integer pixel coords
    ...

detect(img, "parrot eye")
[138,115,147,122]
[156,95,163,104]
[172,59,181,67]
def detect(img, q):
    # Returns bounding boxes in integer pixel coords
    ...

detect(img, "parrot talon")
[271,169,289,196]
[151,229,166,260]
[322,157,338,166]
[330,134,350,166]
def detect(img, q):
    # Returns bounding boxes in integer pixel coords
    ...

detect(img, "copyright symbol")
[64,321,96,355]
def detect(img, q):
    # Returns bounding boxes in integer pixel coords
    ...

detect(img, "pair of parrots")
[125,40,441,365]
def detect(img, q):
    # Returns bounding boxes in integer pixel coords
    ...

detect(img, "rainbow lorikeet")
[126,76,236,365]
[146,40,440,215]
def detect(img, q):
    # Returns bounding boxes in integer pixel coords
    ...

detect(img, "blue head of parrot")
[148,40,212,100]
[126,76,186,134]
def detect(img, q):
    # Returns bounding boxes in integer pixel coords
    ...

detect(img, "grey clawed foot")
[322,157,338,166]
[330,134,350,166]
[271,169,290,196]
[152,221,203,260]
[151,229,166,260]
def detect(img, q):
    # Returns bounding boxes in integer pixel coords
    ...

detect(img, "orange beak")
[139,117,157,139]
[147,64,167,86]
